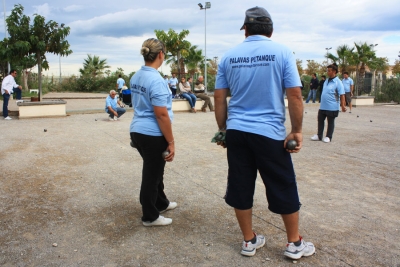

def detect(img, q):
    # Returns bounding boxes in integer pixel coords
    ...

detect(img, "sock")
[245,234,257,244]
[294,239,302,246]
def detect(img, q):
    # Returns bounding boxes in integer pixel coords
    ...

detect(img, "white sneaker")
[241,232,266,256]
[284,237,315,260]
[4,116,12,120]
[109,117,114,121]
[310,134,319,141]
[160,202,177,214]
[16,100,23,103]
[142,215,172,227]
[114,117,118,121]
[322,137,331,143]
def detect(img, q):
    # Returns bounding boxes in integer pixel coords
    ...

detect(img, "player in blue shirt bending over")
[214,6,315,260]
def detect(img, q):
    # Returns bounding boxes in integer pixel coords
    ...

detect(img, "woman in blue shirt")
[311,63,346,143]
[130,38,177,226]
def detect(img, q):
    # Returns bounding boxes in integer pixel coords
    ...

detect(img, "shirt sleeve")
[215,60,228,89]
[150,80,169,107]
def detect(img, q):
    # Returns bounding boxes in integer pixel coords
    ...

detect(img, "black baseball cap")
[240,6,273,30]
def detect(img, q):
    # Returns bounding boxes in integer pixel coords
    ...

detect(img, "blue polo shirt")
[320,77,345,111]
[116,78,125,89]
[169,77,178,89]
[105,95,118,112]
[129,66,173,136]
[342,77,354,93]
[215,35,301,141]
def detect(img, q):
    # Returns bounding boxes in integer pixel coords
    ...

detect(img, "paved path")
[0,94,399,266]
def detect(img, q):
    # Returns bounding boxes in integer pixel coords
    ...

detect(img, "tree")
[327,44,354,74]
[155,29,191,79]
[393,59,400,76]
[79,55,110,78]
[296,59,303,76]
[349,42,377,95]
[305,60,322,76]
[4,4,72,100]
[185,45,204,78]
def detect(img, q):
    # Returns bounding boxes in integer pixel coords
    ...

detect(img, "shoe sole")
[284,246,315,259]
[240,238,266,257]
[142,220,172,227]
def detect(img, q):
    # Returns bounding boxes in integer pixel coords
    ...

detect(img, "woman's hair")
[327,63,338,74]
[140,38,165,62]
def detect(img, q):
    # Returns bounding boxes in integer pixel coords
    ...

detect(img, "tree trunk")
[359,63,366,95]
[22,69,29,90]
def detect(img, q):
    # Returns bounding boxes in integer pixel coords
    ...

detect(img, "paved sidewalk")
[0,95,399,266]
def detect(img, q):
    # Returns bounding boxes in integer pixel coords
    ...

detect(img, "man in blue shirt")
[342,72,354,113]
[311,64,346,142]
[168,73,178,97]
[116,75,126,98]
[105,89,126,121]
[214,6,314,260]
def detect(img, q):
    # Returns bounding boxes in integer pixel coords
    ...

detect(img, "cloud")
[33,3,52,17]
[69,8,198,38]
[63,5,84,13]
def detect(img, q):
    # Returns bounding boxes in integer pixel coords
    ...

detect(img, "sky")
[1,0,400,77]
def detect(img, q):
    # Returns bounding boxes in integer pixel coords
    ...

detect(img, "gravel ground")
[0,101,399,267]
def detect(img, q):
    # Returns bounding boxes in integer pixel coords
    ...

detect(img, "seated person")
[194,76,214,112]
[179,77,197,113]
[105,89,126,121]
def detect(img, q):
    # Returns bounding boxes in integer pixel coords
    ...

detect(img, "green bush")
[375,79,400,103]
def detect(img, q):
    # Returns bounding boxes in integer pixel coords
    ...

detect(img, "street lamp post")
[325,47,332,63]
[198,2,211,93]
[58,23,65,84]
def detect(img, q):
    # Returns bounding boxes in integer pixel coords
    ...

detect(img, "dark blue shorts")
[225,130,300,214]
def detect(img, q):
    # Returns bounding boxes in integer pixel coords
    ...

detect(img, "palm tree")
[327,44,354,74]
[184,45,204,79]
[349,42,376,95]
[155,29,191,79]
[79,54,110,78]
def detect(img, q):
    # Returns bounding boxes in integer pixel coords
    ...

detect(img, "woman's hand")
[164,143,175,162]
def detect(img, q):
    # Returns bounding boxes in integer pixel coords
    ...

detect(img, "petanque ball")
[162,151,170,159]
[44,129,47,132]
[286,140,297,150]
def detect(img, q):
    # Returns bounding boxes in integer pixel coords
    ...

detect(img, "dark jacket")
[310,77,319,90]
[319,79,325,91]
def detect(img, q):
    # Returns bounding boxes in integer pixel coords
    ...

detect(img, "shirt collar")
[244,35,271,42]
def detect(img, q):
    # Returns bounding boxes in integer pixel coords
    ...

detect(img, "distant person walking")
[116,74,126,98]
[214,6,315,260]
[342,72,354,113]
[1,69,23,120]
[311,63,346,143]
[305,73,319,103]
[130,38,177,227]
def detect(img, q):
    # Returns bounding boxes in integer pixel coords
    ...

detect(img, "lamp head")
[198,3,203,8]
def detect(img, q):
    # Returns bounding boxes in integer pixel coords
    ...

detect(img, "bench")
[30,89,39,94]
[172,98,204,112]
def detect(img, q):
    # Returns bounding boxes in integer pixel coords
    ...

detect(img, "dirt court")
[0,102,399,266]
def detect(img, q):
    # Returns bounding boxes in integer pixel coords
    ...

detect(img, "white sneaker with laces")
[16,100,24,103]
[4,116,12,120]
[241,232,266,256]
[310,134,319,141]
[142,215,172,227]
[160,202,177,214]
[322,137,331,143]
[284,237,315,259]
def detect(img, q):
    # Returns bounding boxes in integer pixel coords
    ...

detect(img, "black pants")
[317,109,339,140]
[131,132,170,222]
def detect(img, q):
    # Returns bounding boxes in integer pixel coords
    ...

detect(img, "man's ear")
[244,25,249,38]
